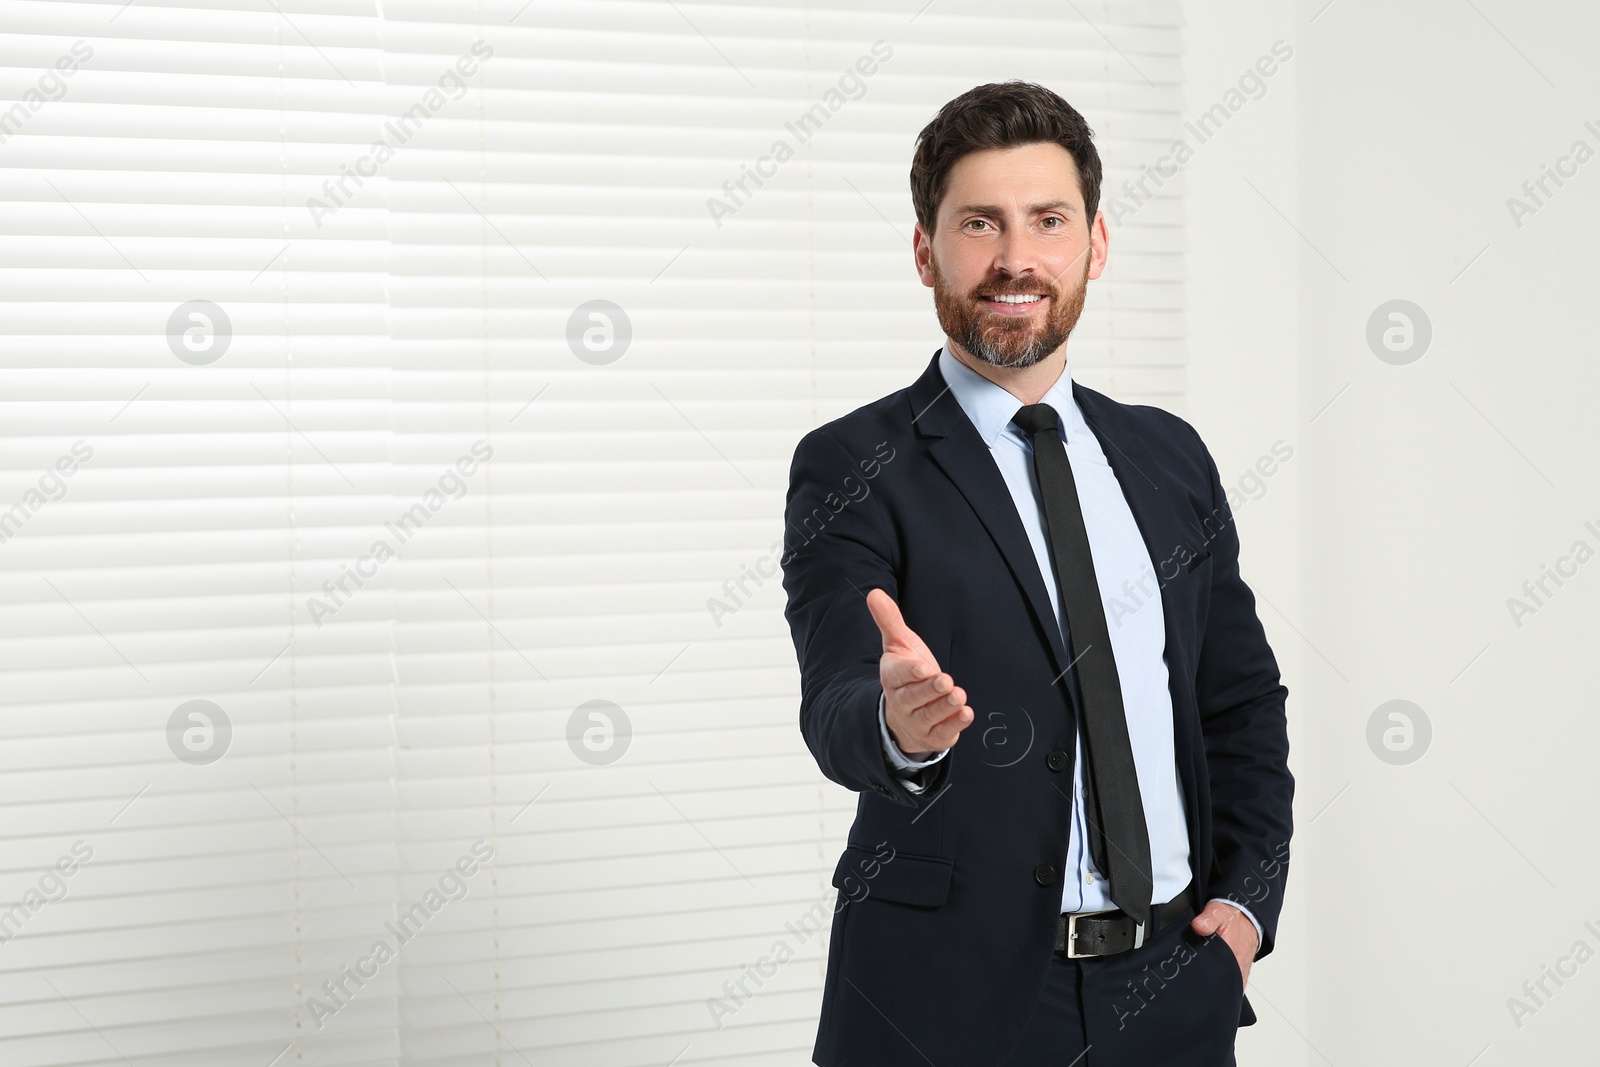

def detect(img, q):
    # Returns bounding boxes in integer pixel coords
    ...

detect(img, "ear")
[1087,209,1109,281]
[913,222,936,288]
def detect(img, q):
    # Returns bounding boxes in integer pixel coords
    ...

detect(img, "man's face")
[915,142,1107,369]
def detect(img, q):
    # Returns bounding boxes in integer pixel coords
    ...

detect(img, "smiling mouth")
[979,293,1047,313]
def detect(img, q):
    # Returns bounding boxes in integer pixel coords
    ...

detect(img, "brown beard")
[930,251,1091,370]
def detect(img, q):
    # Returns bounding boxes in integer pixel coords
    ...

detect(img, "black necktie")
[1012,402,1154,928]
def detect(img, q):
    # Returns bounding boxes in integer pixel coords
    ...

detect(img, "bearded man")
[779,80,1294,1067]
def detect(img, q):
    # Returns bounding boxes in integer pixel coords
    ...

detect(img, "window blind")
[0,2,402,1064]
[380,3,1187,1065]
[0,1,1189,1064]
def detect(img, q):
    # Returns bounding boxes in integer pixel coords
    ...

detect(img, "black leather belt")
[1054,883,1195,959]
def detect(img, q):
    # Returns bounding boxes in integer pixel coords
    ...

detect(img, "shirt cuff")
[878,691,950,772]
[1210,897,1264,953]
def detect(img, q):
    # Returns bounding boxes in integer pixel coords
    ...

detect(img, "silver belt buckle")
[1065,908,1131,959]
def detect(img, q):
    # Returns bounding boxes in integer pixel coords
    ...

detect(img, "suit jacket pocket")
[832,843,953,908]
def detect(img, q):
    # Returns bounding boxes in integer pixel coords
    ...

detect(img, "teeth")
[989,294,1041,304]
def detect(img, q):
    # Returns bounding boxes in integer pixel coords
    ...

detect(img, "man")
[779,82,1293,1066]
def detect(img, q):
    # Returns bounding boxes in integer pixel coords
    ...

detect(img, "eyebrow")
[950,200,1077,216]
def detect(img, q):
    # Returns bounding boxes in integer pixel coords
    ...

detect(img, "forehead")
[941,142,1084,213]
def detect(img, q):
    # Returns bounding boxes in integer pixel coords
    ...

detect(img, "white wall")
[1181,2,1305,1063]
[1188,1,1600,1064]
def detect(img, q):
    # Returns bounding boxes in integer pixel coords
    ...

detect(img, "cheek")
[1056,257,1087,290]
[1068,243,1100,281]
[936,233,1001,275]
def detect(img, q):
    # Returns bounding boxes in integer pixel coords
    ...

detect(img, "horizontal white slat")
[1,0,1192,1061]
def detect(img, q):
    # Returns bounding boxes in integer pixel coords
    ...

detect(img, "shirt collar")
[936,341,1080,448]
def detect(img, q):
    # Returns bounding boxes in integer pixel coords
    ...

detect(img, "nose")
[991,225,1045,284]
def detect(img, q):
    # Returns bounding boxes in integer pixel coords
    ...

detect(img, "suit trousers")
[999,898,1245,1066]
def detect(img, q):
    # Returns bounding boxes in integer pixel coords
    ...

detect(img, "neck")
[946,338,1068,406]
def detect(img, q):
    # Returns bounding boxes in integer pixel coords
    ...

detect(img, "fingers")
[905,691,969,729]
[869,588,971,749]
[1189,900,1227,935]
[867,589,936,664]
[921,703,973,750]
[1189,902,1257,985]
[897,671,964,715]
[871,591,939,699]
[880,650,938,692]
[886,689,974,753]
[866,588,914,653]
[884,666,966,729]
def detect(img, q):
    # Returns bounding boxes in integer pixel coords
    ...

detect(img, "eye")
[1040,216,1062,229]
[965,219,990,232]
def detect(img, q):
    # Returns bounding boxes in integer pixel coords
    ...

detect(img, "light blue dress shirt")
[876,344,1261,941]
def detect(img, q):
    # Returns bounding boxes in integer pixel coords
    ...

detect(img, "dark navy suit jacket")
[780,351,1293,1066]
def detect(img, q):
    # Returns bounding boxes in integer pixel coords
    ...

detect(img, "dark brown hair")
[910,81,1102,236]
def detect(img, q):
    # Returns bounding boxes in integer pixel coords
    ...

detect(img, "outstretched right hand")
[866,588,973,758]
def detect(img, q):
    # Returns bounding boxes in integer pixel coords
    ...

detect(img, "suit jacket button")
[1034,864,1056,886]
[1046,749,1069,772]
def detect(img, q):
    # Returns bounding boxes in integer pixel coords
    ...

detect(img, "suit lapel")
[908,353,1072,680]
[1074,380,1202,708]
[1072,380,1165,560]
